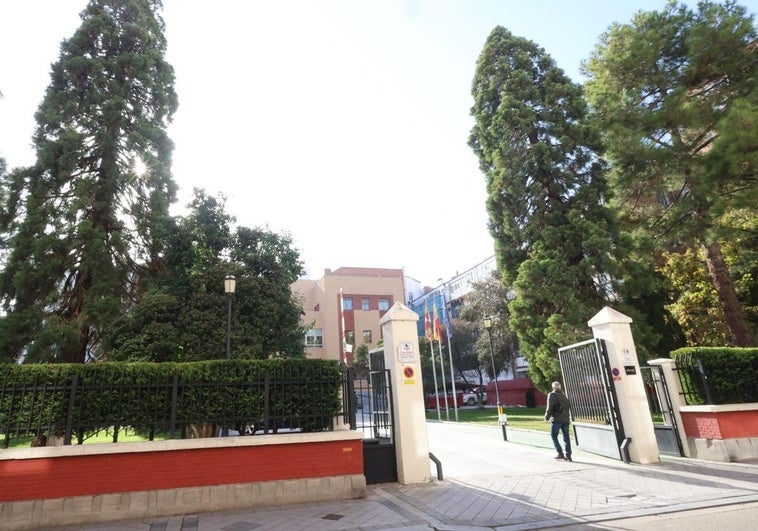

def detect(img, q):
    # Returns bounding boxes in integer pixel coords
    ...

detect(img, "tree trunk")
[701,240,756,346]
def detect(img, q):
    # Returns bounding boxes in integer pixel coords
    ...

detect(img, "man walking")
[545,381,572,461]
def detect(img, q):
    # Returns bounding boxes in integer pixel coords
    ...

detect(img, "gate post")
[648,358,690,457]
[588,307,659,464]
[379,302,430,485]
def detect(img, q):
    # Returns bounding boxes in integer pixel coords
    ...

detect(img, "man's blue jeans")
[551,421,571,457]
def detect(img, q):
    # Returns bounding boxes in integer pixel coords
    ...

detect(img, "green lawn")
[426,406,549,432]
[5,429,167,448]
[6,409,547,449]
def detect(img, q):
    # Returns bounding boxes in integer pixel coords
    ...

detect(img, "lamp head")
[224,275,236,294]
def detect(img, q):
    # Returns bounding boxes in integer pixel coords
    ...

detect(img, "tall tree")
[447,318,486,386]
[583,0,758,346]
[458,271,518,379]
[0,0,177,363]
[468,27,638,389]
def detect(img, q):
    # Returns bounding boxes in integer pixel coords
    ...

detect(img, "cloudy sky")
[2,0,756,286]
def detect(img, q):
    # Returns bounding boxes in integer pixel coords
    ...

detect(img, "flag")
[433,300,442,343]
[339,287,347,363]
[424,299,432,341]
[441,292,453,339]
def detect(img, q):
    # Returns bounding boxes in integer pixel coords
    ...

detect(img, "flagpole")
[425,299,441,421]
[434,299,450,421]
[339,287,346,364]
[437,335,449,421]
[431,339,442,421]
[441,290,459,422]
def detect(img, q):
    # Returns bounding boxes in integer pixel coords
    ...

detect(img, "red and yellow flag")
[424,300,433,341]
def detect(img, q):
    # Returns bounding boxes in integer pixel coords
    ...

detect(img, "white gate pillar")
[379,302,430,485]
[588,307,659,464]
[648,358,691,457]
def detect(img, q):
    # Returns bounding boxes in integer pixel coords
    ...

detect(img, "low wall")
[487,378,547,407]
[679,403,758,462]
[0,431,366,530]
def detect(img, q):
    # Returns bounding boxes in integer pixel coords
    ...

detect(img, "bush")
[671,347,758,404]
[525,388,536,408]
[0,359,343,445]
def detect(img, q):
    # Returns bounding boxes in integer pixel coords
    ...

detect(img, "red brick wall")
[680,410,758,440]
[0,439,363,503]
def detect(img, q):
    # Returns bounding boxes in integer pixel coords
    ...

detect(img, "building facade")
[408,255,529,381]
[292,267,409,362]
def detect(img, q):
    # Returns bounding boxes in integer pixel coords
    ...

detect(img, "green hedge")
[0,359,343,444]
[671,347,758,405]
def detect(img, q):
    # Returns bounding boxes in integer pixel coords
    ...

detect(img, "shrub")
[671,347,758,404]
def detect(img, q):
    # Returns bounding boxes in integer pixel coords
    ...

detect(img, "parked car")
[461,388,488,406]
[427,388,487,408]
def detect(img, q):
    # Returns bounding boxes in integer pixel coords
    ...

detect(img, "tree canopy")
[468,27,636,389]
[0,0,178,363]
[106,190,307,362]
[0,1,308,364]
[583,0,758,346]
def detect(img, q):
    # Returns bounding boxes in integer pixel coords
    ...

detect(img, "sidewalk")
[52,421,758,530]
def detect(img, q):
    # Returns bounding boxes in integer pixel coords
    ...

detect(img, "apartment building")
[408,255,529,381]
[291,267,410,362]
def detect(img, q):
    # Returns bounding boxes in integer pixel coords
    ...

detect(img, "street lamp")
[224,275,236,360]
[483,317,501,407]
[484,316,507,440]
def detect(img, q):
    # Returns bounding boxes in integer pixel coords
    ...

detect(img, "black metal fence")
[558,339,612,425]
[0,363,347,448]
[674,353,758,405]
[346,368,394,443]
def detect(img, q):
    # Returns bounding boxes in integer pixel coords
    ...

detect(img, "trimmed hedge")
[671,347,758,405]
[0,359,343,444]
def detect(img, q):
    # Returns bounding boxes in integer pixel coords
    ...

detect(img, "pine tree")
[0,0,178,362]
[469,27,636,389]
[583,0,757,346]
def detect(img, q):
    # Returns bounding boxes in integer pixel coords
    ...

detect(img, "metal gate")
[640,366,684,457]
[558,338,626,460]
[347,352,396,484]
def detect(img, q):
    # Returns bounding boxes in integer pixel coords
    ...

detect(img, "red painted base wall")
[488,379,547,407]
[0,439,363,503]
[680,410,758,440]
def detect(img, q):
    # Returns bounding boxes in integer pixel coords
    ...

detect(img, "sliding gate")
[558,338,626,460]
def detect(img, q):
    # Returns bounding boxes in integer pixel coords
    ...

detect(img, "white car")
[461,389,488,406]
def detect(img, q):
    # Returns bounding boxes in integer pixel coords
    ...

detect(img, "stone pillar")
[379,302,430,485]
[588,307,659,464]
[648,358,691,457]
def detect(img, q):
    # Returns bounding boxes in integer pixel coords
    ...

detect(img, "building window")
[361,298,370,311]
[378,298,390,311]
[362,330,372,343]
[343,297,353,310]
[345,330,355,345]
[304,329,323,348]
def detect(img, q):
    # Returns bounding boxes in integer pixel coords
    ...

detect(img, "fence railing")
[1,365,347,448]
[674,353,758,405]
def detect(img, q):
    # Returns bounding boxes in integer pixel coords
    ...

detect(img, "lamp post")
[224,275,236,360]
[483,316,507,440]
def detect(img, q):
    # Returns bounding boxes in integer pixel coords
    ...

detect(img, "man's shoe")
[566,455,572,462]
[554,454,565,460]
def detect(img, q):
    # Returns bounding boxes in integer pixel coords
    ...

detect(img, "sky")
[2,1,757,286]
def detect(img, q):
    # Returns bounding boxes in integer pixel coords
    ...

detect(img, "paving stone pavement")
[52,420,758,530]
